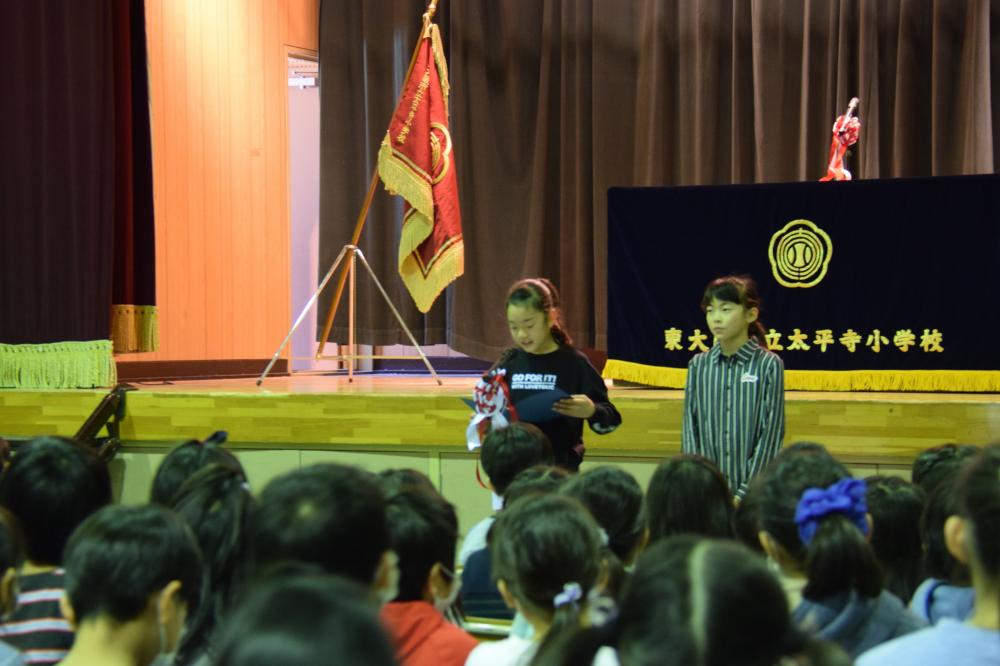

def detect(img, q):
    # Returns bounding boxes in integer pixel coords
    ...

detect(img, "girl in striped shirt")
[681,275,785,499]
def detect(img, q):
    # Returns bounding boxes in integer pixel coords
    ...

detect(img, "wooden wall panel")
[117,0,319,363]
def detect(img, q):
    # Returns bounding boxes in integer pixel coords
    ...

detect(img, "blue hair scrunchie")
[794,477,869,546]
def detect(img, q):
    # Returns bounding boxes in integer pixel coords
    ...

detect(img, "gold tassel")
[603,359,1000,393]
[111,305,159,353]
[0,340,117,389]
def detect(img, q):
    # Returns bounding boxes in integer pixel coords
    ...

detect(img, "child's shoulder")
[686,347,715,368]
[752,341,785,368]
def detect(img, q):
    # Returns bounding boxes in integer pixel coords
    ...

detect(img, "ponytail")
[532,620,618,666]
[803,514,882,600]
[760,448,883,600]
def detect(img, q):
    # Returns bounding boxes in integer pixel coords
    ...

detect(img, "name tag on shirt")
[741,372,759,384]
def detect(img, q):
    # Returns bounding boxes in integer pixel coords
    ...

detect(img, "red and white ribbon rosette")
[465,369,517,451]
[820,97,861,182]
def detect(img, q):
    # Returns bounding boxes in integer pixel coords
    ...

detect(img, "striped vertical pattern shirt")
[0,571,72,666]
[681,338,785,498]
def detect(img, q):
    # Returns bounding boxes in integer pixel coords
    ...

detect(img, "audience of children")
[56,505,202,666]
[756,445,927,657]
[461,465,571,622]
[858,445,1000,664]
[167,463,256,665]
[250,463,398,600]
[213,573,397,666]
[0,437,111,665]
[533,536,851,666]
[646,453,734,542]
[864,476,926,604]
[559,466,646,602]
[465,493,610,666]
[459,423,553,567]
[0,510,25,666]
[0,430,997,665]
[380,488,477,666]
[910,473,976,624]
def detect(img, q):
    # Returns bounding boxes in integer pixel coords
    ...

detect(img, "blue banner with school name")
[605,174,1000,392]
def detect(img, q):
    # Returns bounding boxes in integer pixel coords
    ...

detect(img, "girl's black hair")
[491,494,603,658]
[864,476,926,603]
[700,275,768,345]
[560,466,645,563]
[561,466,646,601]
[169,464,257,666]
[505,277,573,347]
[955,445,1000,601]
[733,480,766,553]
[63,504,203,623]
[758,450,883,600]
[910,443,980,496]
[213,574,396,666]
[647,454,734,542]
[151,436,244,505]
[921,475,971,584]
[533,537,808,666]
[385,488,458,601]
[0,507,24,573]
[501,465,572,508]
[0,436,112,566]
[376,468,436,498]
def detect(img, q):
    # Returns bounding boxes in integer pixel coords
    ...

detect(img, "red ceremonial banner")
[377,23,464,313]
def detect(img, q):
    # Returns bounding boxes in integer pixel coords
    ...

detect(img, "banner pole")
[316,0,442,356]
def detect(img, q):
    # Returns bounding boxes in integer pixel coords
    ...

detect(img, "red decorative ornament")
[820,97,861,181]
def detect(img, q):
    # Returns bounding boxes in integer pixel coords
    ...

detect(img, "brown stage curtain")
[319,0,998,361]
[0,0,155,350]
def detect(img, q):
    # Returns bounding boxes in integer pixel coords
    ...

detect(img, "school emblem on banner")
[768,219,833,288]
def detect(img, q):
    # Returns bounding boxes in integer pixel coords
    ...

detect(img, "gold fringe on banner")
[0,340,117,389]
[111,305,159,353]
[603,359,1000,393]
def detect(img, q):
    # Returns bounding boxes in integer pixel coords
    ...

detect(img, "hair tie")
[794,477,869,546]
[553,582,583,608]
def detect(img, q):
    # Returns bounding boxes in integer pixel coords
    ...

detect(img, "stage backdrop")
[605,174,1000,392]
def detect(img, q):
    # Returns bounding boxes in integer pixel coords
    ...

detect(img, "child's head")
[491,494,603,644]
[151,437,244,505]
[62,505,202,661]
[911,443,979,497]
[921,475,970,584]
[951,444,1000,594]
[561,466,646,565]
[169,464,256,663]
[617,537,800,666]
[505,277,572,351]
[481,423,554,497]
[385,488,459,607]
[647,454,734,542]
[213,574,396,666]
[252,464,393,594]
[733,480,766,554]
[0,436,111,566]
[0,507,23,615]
[757,449,883,600]
[864,476,926,602]
[501,465,572,508]
[376,468,436,498]
[700,274,766,345]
